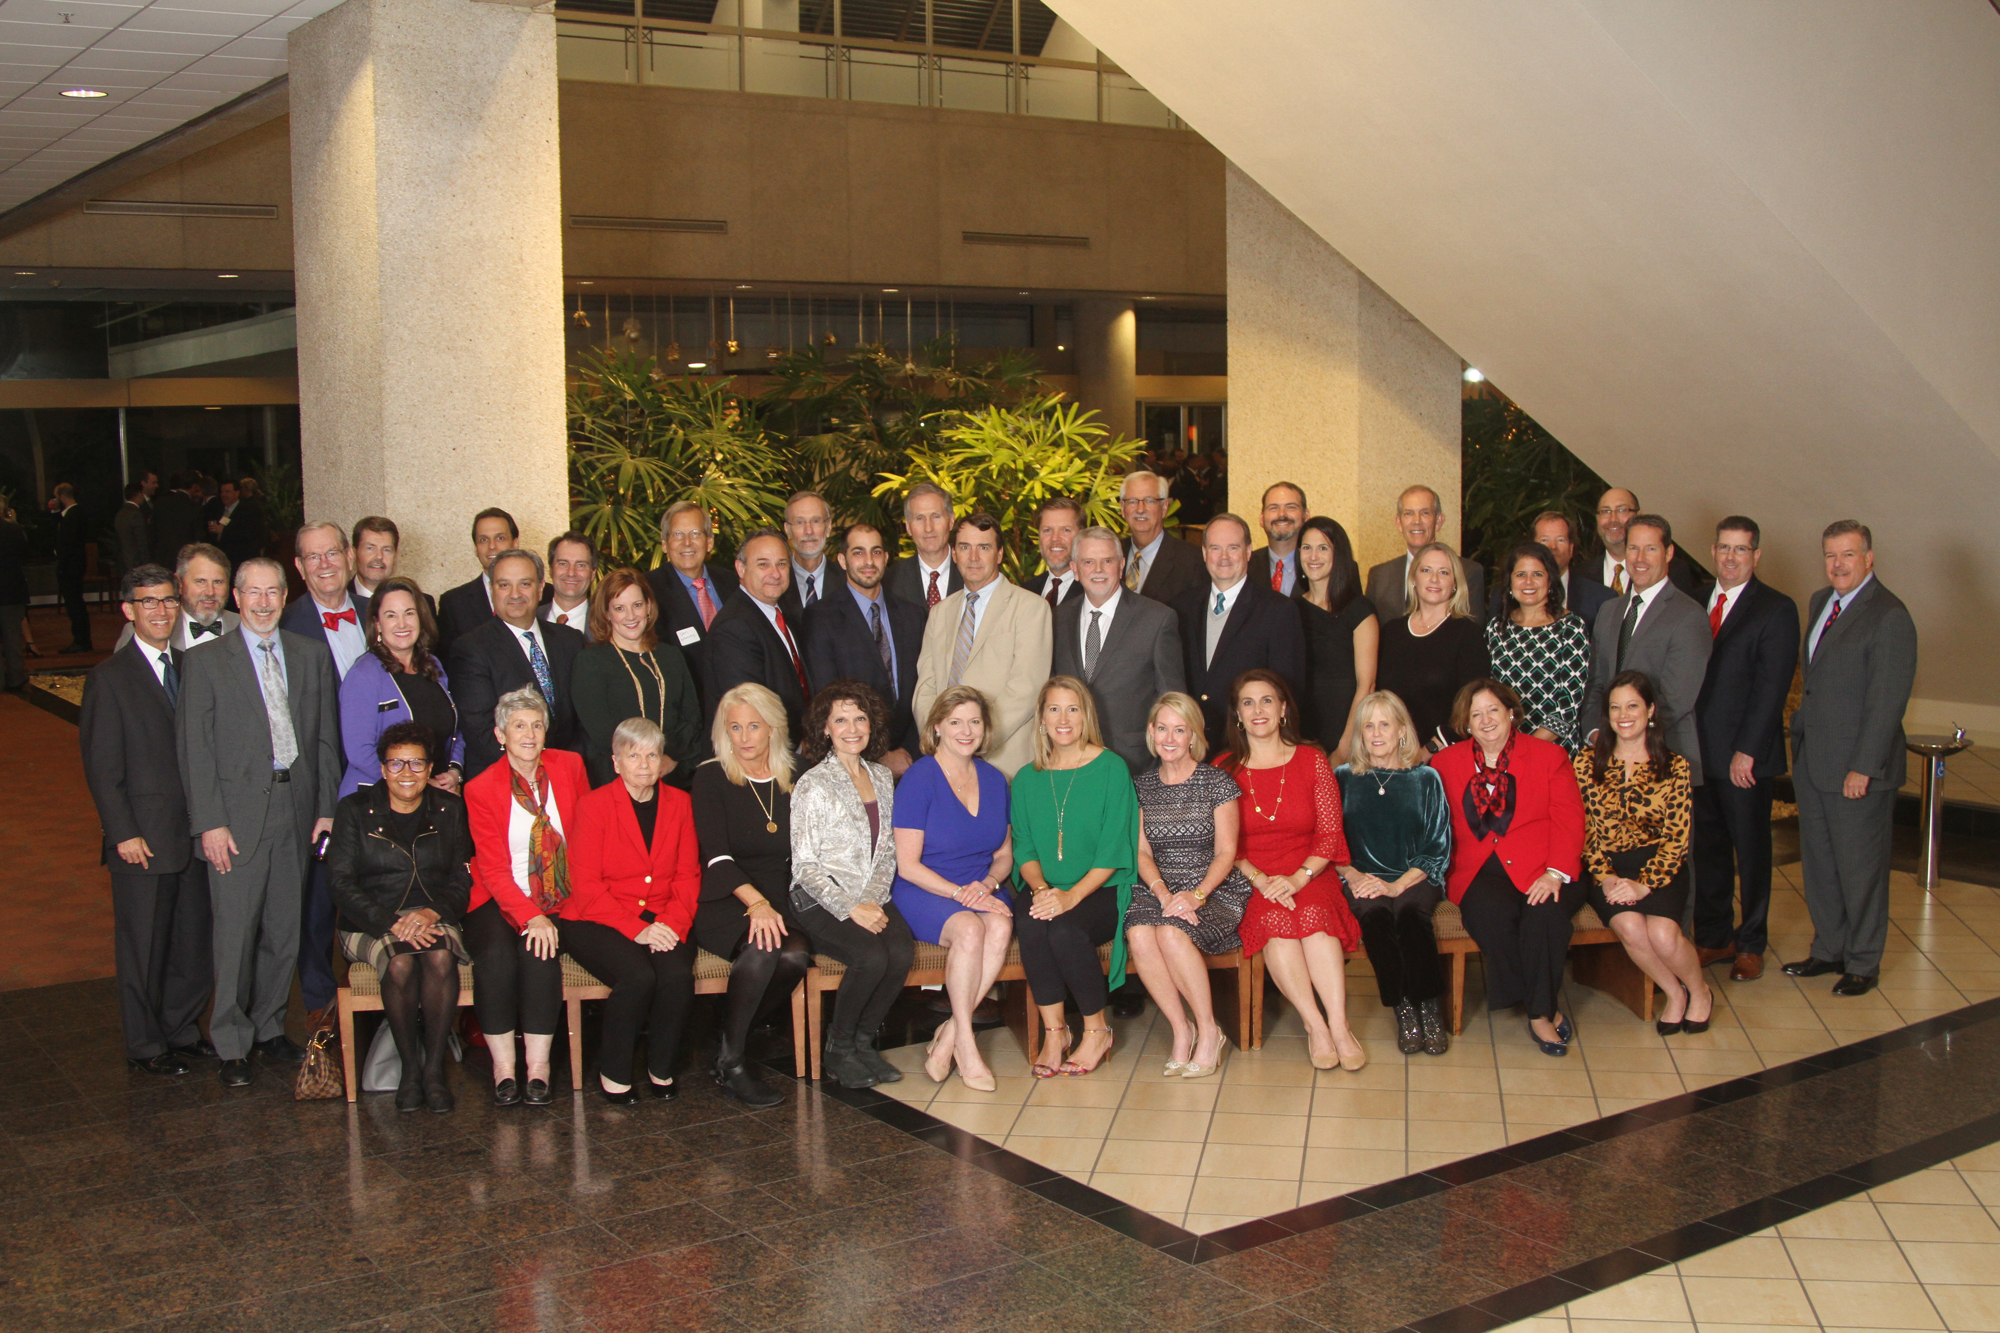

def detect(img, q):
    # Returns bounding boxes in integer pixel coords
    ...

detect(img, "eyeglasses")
[1714,544,1756,557]
[383,758,432,774]
[1597,504,1638,518]
[125,595,180,610]
[1121,497,1166,509]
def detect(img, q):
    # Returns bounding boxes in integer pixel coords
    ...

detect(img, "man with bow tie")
[281,521,370,679]
[115,544,238,654]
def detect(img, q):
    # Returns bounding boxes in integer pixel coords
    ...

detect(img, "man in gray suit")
[1578,514,1711,776]
[179,556,342,1087]
[1782,520,1917,997]
[1052,528,1186,772]
[1365,484,1487,621]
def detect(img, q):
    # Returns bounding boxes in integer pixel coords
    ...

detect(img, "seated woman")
[1332,691,1453,1057]
[790,681,912,1090]
[1432,678,1587,1056]
[891,685,1014,1093]
[338,576,462,798]
[571,568,705,787]
[1486,542,1592,752]
[562,718,701,1105]
[1125,692,1252,1079]
[1217,670,1364,1072]
[1577,670,1711,1036]
[691,683,812,1109]
[1011,676,1139,1077]
[327,721,472,1113]
[1376,542,1491,752]
[464,686,586,1106]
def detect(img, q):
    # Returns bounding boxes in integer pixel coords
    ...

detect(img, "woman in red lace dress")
[1215,670,1366,1071]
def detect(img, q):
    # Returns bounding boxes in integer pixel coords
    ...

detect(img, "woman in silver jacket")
[790,679,913,1089]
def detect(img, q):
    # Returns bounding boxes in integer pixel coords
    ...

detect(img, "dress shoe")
[1731,952,1764,982]
[128,1052,190,1076]
[1832,973,1879,997]
[1782,956,1844,979]
[252,1034,306,1066]
[647,1078,678,1102]
[853,1034,902,1084]
[1527,1022,1568,1057]
[523,1078,553,1106]
[218,1058,253,1088]
[1554,1013,1574,1044]
[169,1038,218,1060]
[491,1078,521,1108]
[1394,1001,1423,1055]
[714,1061,784,1108]
[425,1082,455,1115]
[1110,989,1146,1019]
[597,1081,641,1106]
[1418,998,1451,1056]
[1695,945,1738,968]
[395,1078,425,1113]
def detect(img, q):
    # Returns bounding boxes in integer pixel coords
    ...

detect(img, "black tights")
[1346,881,1445,1006]
[692,898,810,1065]
[381,946,459,1089]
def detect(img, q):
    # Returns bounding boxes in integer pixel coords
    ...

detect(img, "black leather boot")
[1394,1001,1423,1055]
[853,1031,902,1083]
[712,1038,783,1108]
[823,1036,877,1090]
[1418,998,1450,1056]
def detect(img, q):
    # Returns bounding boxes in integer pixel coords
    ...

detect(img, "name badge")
[377,700,399,713]
[676,626,701,647]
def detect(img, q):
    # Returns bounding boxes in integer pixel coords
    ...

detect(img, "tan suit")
[912,579,1053,778]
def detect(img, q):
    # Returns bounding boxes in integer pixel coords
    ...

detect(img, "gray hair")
[659,500,712,543]
[1397,484,1444,516]
[611,716,665,756]
[1822,518,1872,550]
[901,480,953,520]
[493,685,549,732]
[491,547,545,581]
[233,556,286,590]
[1119,469,1169,500]
[293,520,349,556]
[175,542,229,581]
[1074,526,1123,553]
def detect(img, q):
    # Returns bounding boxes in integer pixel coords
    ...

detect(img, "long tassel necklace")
[1049,758,1083,860]
[615,645,667,725]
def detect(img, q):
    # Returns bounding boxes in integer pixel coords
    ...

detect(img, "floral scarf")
[1463,734,1518,840]
[510,764,569,914]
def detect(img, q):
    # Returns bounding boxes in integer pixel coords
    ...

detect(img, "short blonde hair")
[1346,691,1424,773]
[920,686,992,757]
[1405,542,1472,620]
[1144,692,1208,762]
[1031,676,1106,770]
[709,682,796,791]
[493,686,548,733]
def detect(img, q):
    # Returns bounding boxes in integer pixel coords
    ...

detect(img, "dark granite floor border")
[20,674,82,724]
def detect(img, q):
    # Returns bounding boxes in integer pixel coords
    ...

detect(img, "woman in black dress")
[1375,542,1490,751]
[1293,516,1377,764]
[571,567,705,788]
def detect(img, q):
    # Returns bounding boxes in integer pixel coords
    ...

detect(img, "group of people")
[77,466,1917,1116]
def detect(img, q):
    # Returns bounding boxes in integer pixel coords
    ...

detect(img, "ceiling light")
[686,361,708,370]
[1138,295,1156,300]
[881,288,898,293]
[13,271,33,276]
[1463,367,1485,383]
[216,273,238,279]
[579,280,593,285]
[204,405,222,411]
[60,88,107,99]
[734,284,752,290]
[1056,344,1066,351]
[1018,290,1030,296]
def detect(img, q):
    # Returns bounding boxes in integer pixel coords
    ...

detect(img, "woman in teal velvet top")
[1332,690,1454,1057]
[1011,677,1138,1077]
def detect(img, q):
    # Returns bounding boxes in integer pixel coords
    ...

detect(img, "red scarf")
[1464,735,1517,840]
[510,764,569,914]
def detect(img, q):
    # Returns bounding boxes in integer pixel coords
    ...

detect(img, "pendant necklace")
[1049,758,1082,860]
[1250,756,1288,822]
[615,646,666,726]
[1372,768,1393,797]
[746,773,779,833]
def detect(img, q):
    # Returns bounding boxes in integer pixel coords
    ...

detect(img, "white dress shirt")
[310,594,367,678]
[1205,579,1246,665]
[1807,573,1873,661]
[915,555,952,601]
[509,620,551,674]
[1042,568,1077,604]
[507,786,567,899]
[1077,586,1124,642]
[792,560,828,605]
[1706,580,1748,631]
[1624,578,1667,632]
[141,641,174,688]
[1602,550,1629,594]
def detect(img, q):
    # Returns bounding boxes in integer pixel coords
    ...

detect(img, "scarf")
[510,763,570,914]
[1463,735,1518,841]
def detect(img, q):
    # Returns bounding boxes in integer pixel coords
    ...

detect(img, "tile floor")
[1503,1143,2000,1332]
[1904,745,2000,813]
[877,863,2000,1234]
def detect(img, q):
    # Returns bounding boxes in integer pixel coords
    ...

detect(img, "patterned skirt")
[1123,871,1252,954]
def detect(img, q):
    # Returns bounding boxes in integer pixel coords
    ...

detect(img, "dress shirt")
[1706,580,1749,631]
[507,782,566,900]
[914,555,952,602]
[243,625,289,768]
[141,642,173,688]
[791,560,829,605]
[350,579,378,603]
[1076,586,1124,642]
[1128,532,1165,589]
[544,598,589,631]
[1625,578,1668,631]
[672,566,719,621]
[1043,568,1077,605]
[1601,550,1629,594]
[310,594,367,677]
[1205,578,1247,664]
[177,616,228,651]
[849,582,899,694]
[1559,569,1573,602]
[1807,573,1873,661]
[1268,548,1298,596]
[507,619,550,673]
[959,577,1001,638]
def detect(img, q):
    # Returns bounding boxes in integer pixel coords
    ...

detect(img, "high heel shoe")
[1031,1026,1070,1079]
[924,1028,955,1083]
[958,1065,997,1093]
[1060,1028,1114,1076]
[597,1080,640,1106]
[1181,1032,1227,1079]
[1682,983,1713,1035]
[1657,984,1689,1036]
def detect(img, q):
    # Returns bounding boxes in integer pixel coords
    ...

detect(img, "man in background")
[1024,496,1084,608]
[541,531,598,640]
[1246,481,1308,596]
[437,507,520,654]
[1365,484,1486,621]
[646,501,739,714]
[802,521,925,775]
[1120,470,1205,606]
[886,482,960,610]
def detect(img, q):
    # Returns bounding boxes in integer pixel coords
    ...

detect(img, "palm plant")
[1461,396,1607,581]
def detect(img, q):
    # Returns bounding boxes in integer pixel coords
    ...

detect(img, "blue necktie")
[526,631,555,704]
[1213,591,1226,616]
[159,651,179,706]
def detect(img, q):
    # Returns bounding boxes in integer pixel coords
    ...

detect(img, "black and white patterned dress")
[1486,612,1593,751]
[1124,764,1255,954]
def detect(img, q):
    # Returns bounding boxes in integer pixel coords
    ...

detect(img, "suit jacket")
[279,589,372,668]
[114,502,150,573]
[1694,578,1800,782]
[1790,578,1918,794]
[565,779,702,939]
[1126,534,1206,606]
[435,576,493,658]
[886,554,961,609]
[1172,581,1306,743]
[705,591,810,740]
[80,639,193,873]
[645,561,739,710]
[800,583,926,754]
[1052,591,1185,772]
[178,628,342,858]
[778,561,837,623]
[1245,547,1298,597]
[464,746,589,928]
[1563,570,1615,626]
[56,504,87,577]
[912,579,1054,777]
[538,600,594,642]
[1431,734,1585,903]
[1579,580,1713,781]
[116,608,238,655]
[216,498,267,567]
[1575,544,1700,599]
[448,616,586,780]
[1365,552,1488,622]
[1,519,34,606]
[148,490,207,568]
[1023,569,1084,608]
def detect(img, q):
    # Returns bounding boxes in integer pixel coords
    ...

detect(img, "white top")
[1205,579,1245,665]
[1624,578,1667,631]
[507,782,567,902]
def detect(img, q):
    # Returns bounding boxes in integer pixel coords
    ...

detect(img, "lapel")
[118,638,173,712]
[1086,596,1137,678]
[1711,579,1760,650]
[283,631,310,723]
[1812,578,1875,668]
[1211,583,1256,663]
[964,581,1008,661]
[618,788,656,861]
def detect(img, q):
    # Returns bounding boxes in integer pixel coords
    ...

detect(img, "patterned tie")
[692,577,716,629]
[1814,594,1844,661]
[257,639,299,768]
[525,631,556,705]
[802,572,818,606]
[1083,609,1102,680]
[948,590,979,686]
[926,570,941,609]
[870,598,893,689]
[159,651,179,706]
[1611,562,1626,596]
[774,608,810,696]
[1708,591,1727,638]
[1213,590,1226,616]
[1616,592,1643,672]
[1125,554,1144,593]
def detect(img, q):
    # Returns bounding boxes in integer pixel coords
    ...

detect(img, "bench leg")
[567,997,585,1094]
[1448,952,1466,1035]
[338,994,358,1103]
[1569,941,1653,1024]
[807,978,824,1082]
[790,981,807,1079]
[1209,957,1245,1052]
[1002,980,1035,1069]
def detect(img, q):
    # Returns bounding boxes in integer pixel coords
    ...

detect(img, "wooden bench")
[1433,901,1658,1034]
[803,942,1261,1081]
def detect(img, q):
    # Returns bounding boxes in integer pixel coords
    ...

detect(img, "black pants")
[1692,776,1774,954]
[795,898,914,1045]
[299,860,338,1013]
[110,864,213,1059]
[57,571,90,649]
[559,918,695,1086]
[463,900,562,1036]
[1343,879,1444,1006]
[1013,883,1119,1015]
[691,896,811,1063]
[1455,854,1581,1021]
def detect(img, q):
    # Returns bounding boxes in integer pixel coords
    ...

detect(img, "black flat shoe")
[491,1078,521,1107]
[169,1038,217,1060]
[1782,957,1844,978]
[425,1083,454,1115]
[252,1035,306,1066]
[714,1062,784,1108]
[523,1078,552,1106]
[597,1082,641,1107]
[1682,985,1714,1034]
[1528,1022,1568,1057]
[218,1058,252,1088]
[1554,1013,1574,1044]
[129,1052,191,1076]
[1832,973,1878,997]
[394,1081,425,1113]
[647,1078,678,1102]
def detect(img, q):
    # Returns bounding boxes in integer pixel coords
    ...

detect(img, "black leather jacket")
[326,783,473,936]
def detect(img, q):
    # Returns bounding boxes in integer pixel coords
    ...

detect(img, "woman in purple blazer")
[338,577,465,798]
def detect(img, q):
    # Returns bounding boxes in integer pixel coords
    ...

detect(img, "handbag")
[294,1020,343,1100]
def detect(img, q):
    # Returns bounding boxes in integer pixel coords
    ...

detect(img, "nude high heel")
[1181,1033,1228,1080]
[923,1028,954,1083]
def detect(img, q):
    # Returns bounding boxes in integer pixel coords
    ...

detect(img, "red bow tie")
[322,608,357,630]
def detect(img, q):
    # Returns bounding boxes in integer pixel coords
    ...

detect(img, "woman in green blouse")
[570,569,705,787]
[1332,691,1455,1056]
[1011,676,1139,1077]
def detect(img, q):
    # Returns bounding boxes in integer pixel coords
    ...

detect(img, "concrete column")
[1225,163,1460,570]
[289,0,569,597]
[1073,298,1138,439]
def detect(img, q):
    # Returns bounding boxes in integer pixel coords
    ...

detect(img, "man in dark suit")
[1173,513,1306,742]
[179,556,341,1087]
[885,481,961,610]
[1364,484,1486,621]
[1525,510,1614,626]
[81,564,214,1075]
[646,500,739,714]
[149,472,209,569]
[116,543,237,654]
[436,507,521,655]
[540,531,597,640]
[1574,486,1699,600]
[1245,481,1308,596]
[801,522,925,774]
[1120,469,1205,606]
[707,529,809,739]
[0,504,29,692]
[1578,514,1711,774]
[1023,496,1085,609]
[279,521,370,680]
[52,482,92,652]
[214,477,269,570]
[449,548,586,780]
[781,491,835,619]
[1055,528,1185,771]
[1783,521,1918,998]
[114,481,151,574]
[1691,517,1800,984]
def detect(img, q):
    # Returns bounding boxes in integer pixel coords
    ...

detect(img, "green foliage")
[1460,396,1606,581]
[250,458,303,538]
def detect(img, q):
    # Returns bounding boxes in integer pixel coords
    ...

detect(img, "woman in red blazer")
[1430,677,1586,1056]
[464,687,590,1107]
[559,716,701,1105]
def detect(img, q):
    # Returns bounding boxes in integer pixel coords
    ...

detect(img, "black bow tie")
[188,620,222,639]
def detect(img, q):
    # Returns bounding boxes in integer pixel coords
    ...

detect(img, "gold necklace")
[614,645,666,725]
[1247,752,1290,822]
[745,774,779,834]
[1049,757,1085,861]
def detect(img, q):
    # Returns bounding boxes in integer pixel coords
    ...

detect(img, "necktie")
[1616,592,1643,672]
[692,577,716,629]
[802,572,818,606]
[1708,591,1727,638]
[1270,557,1283,592]
[1611,562,1626,596]
[1046,578,1061,611]
[555,612,569,626]
[188,620,221,639]
[1814,595,1844,660]
[870,598,892,688]
[257,639,299,768]
[1083,609,1102,680]
[1213,591,1226,616]
[926,570,941,609]
[1125,554,1144,593]
[159,651,179,706]
[525,631,556,705]
[948,591,979,686]
[774,608,809,696]
[321,608,356,630]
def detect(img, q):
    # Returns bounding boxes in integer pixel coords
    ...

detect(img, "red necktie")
[774,608,809,696]
[1270,558,1283,591]
[321,608,356,630]
[1708,591,1727,638]
[1046,578,1060,610]
[555,613,570,627]
[926,571,941,608]
[693,577,716,629]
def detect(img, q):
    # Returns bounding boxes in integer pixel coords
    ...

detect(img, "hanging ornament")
[622,316,642,343]
[571,291,590,328]
[726,338,741,355]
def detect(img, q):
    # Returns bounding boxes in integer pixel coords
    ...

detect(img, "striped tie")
[947,590,979,686]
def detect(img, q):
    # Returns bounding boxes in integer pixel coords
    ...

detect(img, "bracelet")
[743,898,770,915]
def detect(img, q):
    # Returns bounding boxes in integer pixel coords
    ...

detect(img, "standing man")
[912,514,1053,777]
[436,507,520,654]
[1119,469,1205,606]
[1691,517,1799,983]
[115,481,152,574]
[1575,487,1698,599]
[449,548,586,779]
[801,521,926,775]
[1784,521,1917,998]
[149,473,208,569]
[1578,513,1710,771]
[1246,481,1309,595]
[781,491,834,615]
[350,516,400,602]
[118,543,236,653]
[645,501,739,713]
[1365,484,1486,621]
[1527,510,1613,626]
[215,478,269,571]
[178,557,341,1088]
[885,481,961,610]
[280,522,369,679]
[81,564,214,1076]
[1173,513,1306,743]
[53,482,92,653]
[706,529,810,738]
[1023,496,1085,608]
[541,531,598,640]
[1053,528,1184,772]
[0,502,28,693]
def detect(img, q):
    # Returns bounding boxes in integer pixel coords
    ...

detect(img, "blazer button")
[643,875,653,884]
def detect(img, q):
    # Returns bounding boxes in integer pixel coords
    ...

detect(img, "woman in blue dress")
[890,684,1015,1093]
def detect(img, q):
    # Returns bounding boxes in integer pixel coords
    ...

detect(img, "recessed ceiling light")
[1017,290,1030,295]
[1138,295,1156,300]
[579,280,592,286]
[13,271,33,276]
[60,88,107,99]
[216,273,238,279]
[1463,367,1485,383]
[881,288,898,293]
[204,405,222,411]
[734,284,753,290]
[686,361,708,370]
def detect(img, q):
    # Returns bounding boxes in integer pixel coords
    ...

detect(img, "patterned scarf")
[510,763,569,914]
[1463,735,1518,840]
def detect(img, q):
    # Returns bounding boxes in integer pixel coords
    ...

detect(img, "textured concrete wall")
[1073,298,1138,438]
